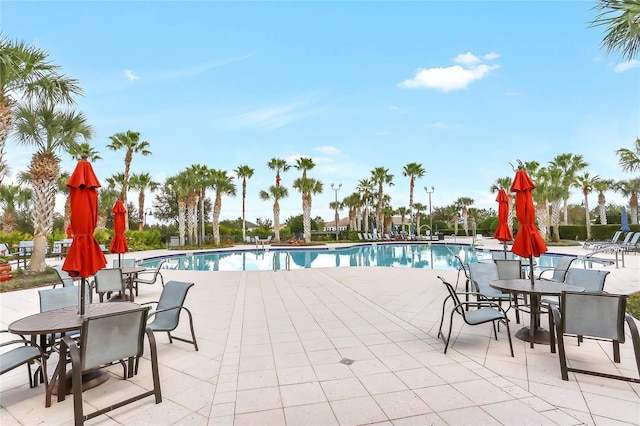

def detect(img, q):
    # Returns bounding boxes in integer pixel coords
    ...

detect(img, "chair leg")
[438,296,451,338]
[492,322,498,340]
[549,308,556,353]
[503,317,514,357]
[444,311,456,354]
[613,341,621,363]
[69,342,84,426]
[145,329,163,404]
[551,308,569,381]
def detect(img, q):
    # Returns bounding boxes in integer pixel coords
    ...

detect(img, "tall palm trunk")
[241,180,247,241]
[462,208,469,236]
[535,202,549,241]
[598,192,607,224]
[583,192,593,240]
[631,193,638,225]
[28,152,60,272]
[213,194,222,245]
[302,194,312,243]
[178,199,186,246]
[273,201,281,243]
[363,202,369,232]
[550,200,562,242]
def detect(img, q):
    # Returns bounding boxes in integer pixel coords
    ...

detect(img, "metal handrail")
[273,252,291,271]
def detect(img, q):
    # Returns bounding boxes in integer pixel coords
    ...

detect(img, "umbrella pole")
[118,253,122,267]
[80,277,86,316]
[529,255,535,286]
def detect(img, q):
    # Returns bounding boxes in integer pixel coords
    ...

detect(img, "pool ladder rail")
[273,252,291,271]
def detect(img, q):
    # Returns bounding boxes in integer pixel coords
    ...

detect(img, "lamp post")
[331,183,342,241]
[144,208,153,226]
[425,186,434,240]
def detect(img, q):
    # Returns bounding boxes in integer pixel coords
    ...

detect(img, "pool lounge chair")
[583,231,622,249]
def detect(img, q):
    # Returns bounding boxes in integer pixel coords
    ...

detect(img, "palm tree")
[542,164,569,242]
[455,197,474,236]
[616,178,640,224]
[550,153,587,225]
[68,142,101,162]
[357,178,374,233]
[186,164,211,245]
[370,167,394,234]
[235,165,255,241]
[166,174,189,246]
[413,202,426,236]
[593,178,614,224]
[267,157,290,187]
[259,185,289,243]
[209,170,237,245]
[396,206,409,229]
[342,192,362,232]
[616,138,640,173]
[591,0,640,61]
[574,172,600,240]
[292,176,323,243]
[13,102,92,272]
[0,37,82,186]
[106,130,151,230]
[0,184,30,232]
[294,157,315,178]
[403,162,426,235]
[129,172,160,231]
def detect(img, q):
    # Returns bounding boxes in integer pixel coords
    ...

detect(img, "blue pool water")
[138,243,575,272]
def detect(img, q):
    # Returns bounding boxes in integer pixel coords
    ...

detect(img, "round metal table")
[9,302,140,406]
[490,279,584,348]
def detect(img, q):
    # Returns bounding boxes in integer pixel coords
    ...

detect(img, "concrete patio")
[1,237,639,425]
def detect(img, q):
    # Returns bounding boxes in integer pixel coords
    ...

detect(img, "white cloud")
[399,63,499,92]
[123,69,139,81]
[398,52,500,92]
[313,145,341,155]
[614,60,640,73]
[454,52,481,67]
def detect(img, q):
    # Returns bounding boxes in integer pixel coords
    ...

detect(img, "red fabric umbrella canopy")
[510,166,547,259]
[493,188,513,242]
[109,199,129,254]
[62,158,107,278]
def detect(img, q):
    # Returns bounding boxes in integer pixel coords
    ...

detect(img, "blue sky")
[3,1,639,224]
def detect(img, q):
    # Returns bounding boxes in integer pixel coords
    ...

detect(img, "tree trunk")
[213,193,222,245]
[551,199,561,242]
[178,199,186,246]
[303,195,311,243]
[273,201,281,243]
[29,178,56,272]
[584,194,592,240]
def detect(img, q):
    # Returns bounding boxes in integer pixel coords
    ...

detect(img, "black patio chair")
[0,330,48,395]
[62,306,162,425]
[550,291,640,383]
[132,259,166,296]
[141,280,198,351]
[437,276,514,357]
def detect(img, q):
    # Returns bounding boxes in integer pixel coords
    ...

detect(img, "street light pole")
[425,186,434,240]
[144,208,153,226]
[331,183,342,242]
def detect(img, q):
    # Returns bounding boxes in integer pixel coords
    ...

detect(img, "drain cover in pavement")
[339,358,355,365]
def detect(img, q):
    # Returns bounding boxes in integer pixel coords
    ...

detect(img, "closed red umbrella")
[62,155,107,315]
[110,199,128,265]
[510,162,547,286]
[493,188,513,258]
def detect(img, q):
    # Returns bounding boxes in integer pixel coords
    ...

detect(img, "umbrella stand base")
[515,327,551,345]
[51,368,110,395]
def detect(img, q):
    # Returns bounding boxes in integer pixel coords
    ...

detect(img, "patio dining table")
[490,279,584,348]
[8,302,140,406]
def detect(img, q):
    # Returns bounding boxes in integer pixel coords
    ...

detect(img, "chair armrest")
[453,300,507,312]
[140,301,159,307]
[536,268,554,279]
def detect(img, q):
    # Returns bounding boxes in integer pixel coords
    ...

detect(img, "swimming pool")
[137,243,575,272]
